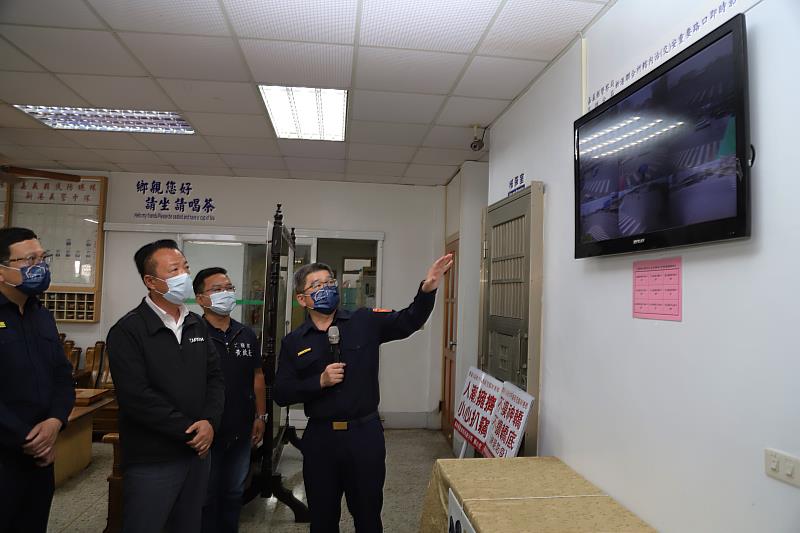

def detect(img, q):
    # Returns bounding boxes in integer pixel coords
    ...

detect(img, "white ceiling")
[0,0,609,186]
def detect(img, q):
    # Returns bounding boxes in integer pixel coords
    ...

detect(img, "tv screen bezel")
[573,13,750,259]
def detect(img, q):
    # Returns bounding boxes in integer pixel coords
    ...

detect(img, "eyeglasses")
[2,251,53,267]
[203,285,236,294]
[303,278,338,294]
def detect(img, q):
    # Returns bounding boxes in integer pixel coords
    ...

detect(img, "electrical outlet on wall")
[765,448,800,488]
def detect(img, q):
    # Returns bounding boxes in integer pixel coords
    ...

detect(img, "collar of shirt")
[0,290,40,312]
[145,294,189,341]
[205,316,244,342]
[299,308,352,337]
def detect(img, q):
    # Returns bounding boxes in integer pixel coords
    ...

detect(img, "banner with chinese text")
[483,382,535,458]
[453,366,502,454]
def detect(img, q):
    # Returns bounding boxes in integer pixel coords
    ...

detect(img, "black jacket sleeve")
[374,283,437,344]
[201,326,225,431]
[273,337,324,407]
[107,322,195,442]
[47,342,76,427]
[0,400,30,448]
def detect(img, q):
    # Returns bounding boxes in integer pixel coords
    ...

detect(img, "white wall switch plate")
[765,448,800,488]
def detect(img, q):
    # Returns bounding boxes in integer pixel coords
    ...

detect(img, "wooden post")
[102,433,122,533]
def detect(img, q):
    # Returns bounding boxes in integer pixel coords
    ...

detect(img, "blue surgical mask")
[155,272,193,305]
[4,262,51,295]
[309,285,339,315]
[208,290,237,316]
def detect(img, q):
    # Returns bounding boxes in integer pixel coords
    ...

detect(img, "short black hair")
[0,227,38,263]
[293,262,334,294]
[193,267,228,295]
[133,239,181,280]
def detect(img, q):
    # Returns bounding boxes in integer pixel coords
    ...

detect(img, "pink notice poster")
[633,257,682,321]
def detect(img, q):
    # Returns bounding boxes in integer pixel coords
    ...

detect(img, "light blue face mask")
[154,272,194,305]
[208,290,237,316]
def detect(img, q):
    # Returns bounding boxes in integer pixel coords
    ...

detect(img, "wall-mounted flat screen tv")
[574,14,750,258]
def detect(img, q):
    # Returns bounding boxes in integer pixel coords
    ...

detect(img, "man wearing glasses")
[0,227,75,533]
[193,267,266,533]
[274,254,453,533]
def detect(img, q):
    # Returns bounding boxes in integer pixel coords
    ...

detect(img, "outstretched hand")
[421,253,454,293]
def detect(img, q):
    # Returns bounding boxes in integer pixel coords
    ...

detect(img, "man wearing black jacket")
[0,227,75,533]
[107,239,224,533]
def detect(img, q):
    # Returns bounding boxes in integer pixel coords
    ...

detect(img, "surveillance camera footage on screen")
[575,26,746,257]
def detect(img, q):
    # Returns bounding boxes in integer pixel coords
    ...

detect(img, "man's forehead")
[306,270,332,282]
[206,273,231,286]
[153,247,186,264]
[10,239,43,254]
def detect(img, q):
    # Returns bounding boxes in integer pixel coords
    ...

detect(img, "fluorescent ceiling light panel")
[259,85,347,141]
[12,105,194,134]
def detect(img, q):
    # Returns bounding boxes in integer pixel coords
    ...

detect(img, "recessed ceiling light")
[12,105,194,134]
[259,85,347,142]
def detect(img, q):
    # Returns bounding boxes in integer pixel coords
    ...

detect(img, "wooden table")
[420,457,655,533]
[54,389,114,487]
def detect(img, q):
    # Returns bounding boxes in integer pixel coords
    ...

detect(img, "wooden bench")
[54,389,113,487]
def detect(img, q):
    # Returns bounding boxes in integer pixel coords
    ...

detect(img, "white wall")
[488,0,800,531]
[59,172,445,425]
[446,161,489,453]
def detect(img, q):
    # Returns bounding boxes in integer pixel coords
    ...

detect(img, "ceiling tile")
[480,0,602,60]
[0,105,47,128]
[220,154,286,170]
[290,171,345,181]
[120,33,250,82]
[454,56,546,99]
[0,72,87,106]
[130,133,212,153]
[285,157,345,173]
[240,40,352,88]
[400,174,450,186]
[94,149,166,164]
[346,160,406,176]
[405,163,457,179]
[117,163,177,173]
[205,136,281,156]
[155,151,225,167]
[0,38,43,72]
[413,147,476,165]
[351,91,444,124]
[360,0,502,53]
[0,159,63,169]
[424,125,490,150]
[0,145,46,160]
[277,140,346,159]
[231,168,290,179]
[183,112,274,138]
[348,121,428,146]
[224,0,357,44]
[1,26,145,76]
[0,0,105,29]
[174,166,234,176]
[57,75,176,110]
[355,48,467,93]
[60,131,147,150]
[437,97,509,127]
[0,128,81,148]
[34,147,108,161]
[58,161,119,171]
[347,143,415,162]
[86,0,229,35]
[159,80,264,113]
[345,173,402,184]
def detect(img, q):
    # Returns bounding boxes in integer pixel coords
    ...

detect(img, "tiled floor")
[48,429,453,532]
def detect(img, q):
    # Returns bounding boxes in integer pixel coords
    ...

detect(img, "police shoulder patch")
[372,308,392,313]
[0,321,5,328]
[297,347,311,356]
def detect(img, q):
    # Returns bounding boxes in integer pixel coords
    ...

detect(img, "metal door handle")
[448,341,457,349]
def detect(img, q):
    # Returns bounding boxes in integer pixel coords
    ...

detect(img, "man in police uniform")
[274,254,453,533]
[193,267,266,533]
[0,227,75,533]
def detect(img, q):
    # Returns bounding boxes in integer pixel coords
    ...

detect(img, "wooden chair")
[102,433,122,533]
[58,332,66,344]
[63,339,76,371]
